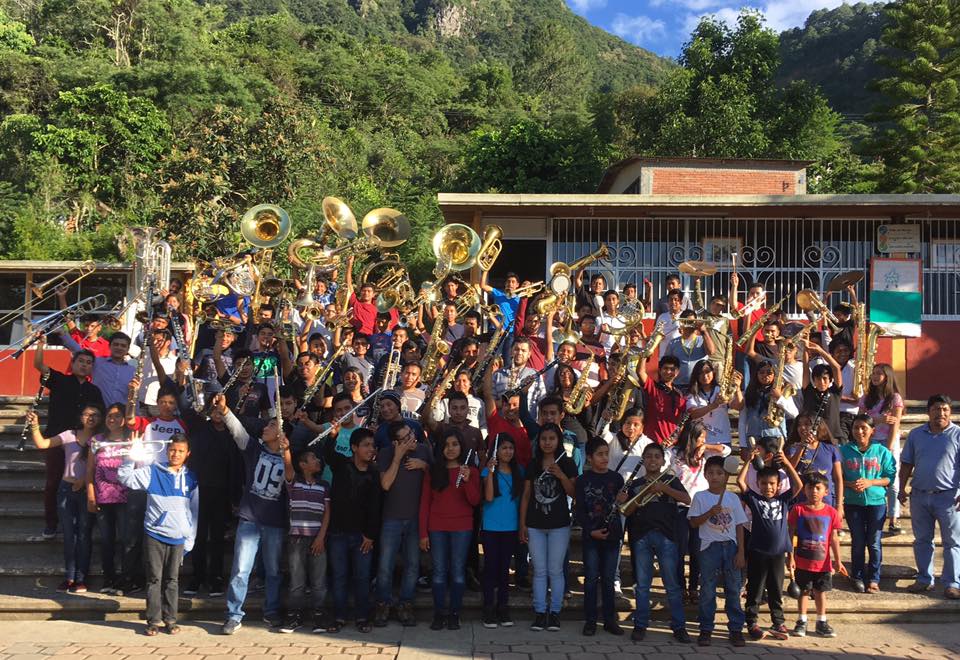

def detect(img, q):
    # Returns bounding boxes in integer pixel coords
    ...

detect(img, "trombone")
[0,261,97,328]
[2,294,109,361]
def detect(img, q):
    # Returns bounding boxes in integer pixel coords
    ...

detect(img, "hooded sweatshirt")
[119,460,199,551]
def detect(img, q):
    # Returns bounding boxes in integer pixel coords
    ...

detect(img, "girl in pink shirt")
[86,403,129,594]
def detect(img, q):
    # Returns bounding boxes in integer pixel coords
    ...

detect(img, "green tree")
[868,0,960,192]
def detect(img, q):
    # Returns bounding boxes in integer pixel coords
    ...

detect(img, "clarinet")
[17,372,49,451]
[604,460,646,531]
[505,358,559,399]
[798,389,830,474]
[167,307,203,413]
[661,411,691,449]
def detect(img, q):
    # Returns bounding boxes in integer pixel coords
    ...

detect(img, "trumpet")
[476,225,503,272]
[0,261,97,328]
[618,468,677,513]
[512,280,545,299]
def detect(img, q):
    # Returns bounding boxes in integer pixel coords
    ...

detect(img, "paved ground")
[0,619,957,660]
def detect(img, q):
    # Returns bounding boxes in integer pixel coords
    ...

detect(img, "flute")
[456,448,475,488]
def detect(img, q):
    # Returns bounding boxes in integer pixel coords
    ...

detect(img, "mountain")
[777,2,890,117]
[222,0,674,92]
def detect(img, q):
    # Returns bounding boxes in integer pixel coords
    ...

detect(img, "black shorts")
[795,569,832,593]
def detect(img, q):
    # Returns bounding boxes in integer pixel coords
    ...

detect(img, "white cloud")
[680,1,846,35]
[650,0,733,10]
[759,0,847,32]
[611,13,668,45]
[567,0,608,14]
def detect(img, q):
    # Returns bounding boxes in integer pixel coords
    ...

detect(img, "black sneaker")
[547,612,560,631]
[430,613,446,631]
[482,607,498,629]
[183,579,201,596]
[697,631,712,647]
[397,602,417,627]
[466,570,481,592]
[125,581,144,595]
[815,620,836,638]
[373,602,390,627]
[262,613,282,628]
[730,631,746,647]
[221,619,242,635]
[312,612,330,633]
[631,627,646,641]
[748,623,765,640]
[279,613,302,634]
[530,613,547,631]
[515,575,531,590]
[447,613,460,630]
[497,605,514,627]
[417,575,431,592]
[603,621,624,636]
[208,577,225,597]
[673,629,692,643]
[582,621,597,636]
[792,620,808,637]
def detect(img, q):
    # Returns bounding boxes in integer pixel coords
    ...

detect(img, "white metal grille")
[551,217,960,319]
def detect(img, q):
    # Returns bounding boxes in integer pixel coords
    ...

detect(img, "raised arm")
[479,270,493,294]
[32,334,50,377]
[482,363,497,419]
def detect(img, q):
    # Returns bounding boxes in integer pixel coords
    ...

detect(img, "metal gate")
[551,216,960,319]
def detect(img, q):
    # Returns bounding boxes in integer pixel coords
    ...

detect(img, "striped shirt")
[287,479,330,536]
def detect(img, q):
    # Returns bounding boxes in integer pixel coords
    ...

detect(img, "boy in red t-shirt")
[787,472,843,639]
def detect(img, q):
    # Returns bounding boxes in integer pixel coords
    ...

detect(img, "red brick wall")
[650,167,797,195]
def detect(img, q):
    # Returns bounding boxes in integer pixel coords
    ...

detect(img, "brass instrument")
[301,303,325,322]
[564,352,594,415]
[548,244,610,295]
[512,281,545,299]
[0,261,97,328]
[595,352,636,433]
[121,226,171,295]
[454,283,482,317]
[2,294,109,362]
[735,294,788,348]
[534,292,566,316]
[433,224,481,275]
[733,290,766,319]
[619,468,677,513]
[796,288,840,332]
[679,260,717,313]
[476,225,503,272]
[764,339,792,428]
[320,196,359,243]
[91,437,171,461]
[291,208,411,270]
[717,337,738,402]
[421,313,450,383]
[128,278,154,418]
[295,264,317,307]
[365,348,402,429]
[241,204,292,249]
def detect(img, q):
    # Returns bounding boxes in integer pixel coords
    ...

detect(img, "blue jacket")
[119,460,199,551]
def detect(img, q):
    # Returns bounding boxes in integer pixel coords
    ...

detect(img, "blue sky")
[565,1,851,57]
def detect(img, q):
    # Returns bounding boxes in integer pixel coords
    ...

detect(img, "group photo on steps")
[8,206,958,648]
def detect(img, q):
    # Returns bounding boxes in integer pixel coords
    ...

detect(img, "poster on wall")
[870,258,922,337]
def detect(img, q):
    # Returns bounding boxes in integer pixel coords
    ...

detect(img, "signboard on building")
[876,224,921,253]
[870,258,922,337]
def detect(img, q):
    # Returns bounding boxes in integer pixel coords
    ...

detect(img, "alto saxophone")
[641,321,666,359]
[564,352,594,415]
[420,313,449,383]
[763,339,791,428]
[595,353,635,433]
[426,359,465,417]
[717,338,738,402]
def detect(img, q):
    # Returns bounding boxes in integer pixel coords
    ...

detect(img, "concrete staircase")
[0,396,957,623]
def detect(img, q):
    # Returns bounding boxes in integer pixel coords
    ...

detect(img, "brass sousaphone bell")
[241,204,292,249]
[433,224,482,273]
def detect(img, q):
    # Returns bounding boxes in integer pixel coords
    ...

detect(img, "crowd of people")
[21,259,960,647]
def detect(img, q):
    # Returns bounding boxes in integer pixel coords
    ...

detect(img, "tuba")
[433,224,481,275]
[241,204,292,249]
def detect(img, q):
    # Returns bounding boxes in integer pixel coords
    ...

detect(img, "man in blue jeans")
[216,395,290,635]
[899,394,960,599]
[623,443,692,643]
[373,419,432,627]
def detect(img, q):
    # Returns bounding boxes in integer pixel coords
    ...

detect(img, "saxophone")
[420,313,449,383]
[564,352,595,414]
[763,339,792,428]
[594,355,635,434]
[717,338,738,402]
[852,304,882,399]
[735,294,789,348]
[471,307,510,393]
[425,359,465,417]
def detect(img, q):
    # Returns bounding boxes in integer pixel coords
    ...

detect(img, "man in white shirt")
[656,289,684,359]
[598,290,627,356]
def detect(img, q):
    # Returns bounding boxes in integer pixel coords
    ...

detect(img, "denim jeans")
[96,502,126,582]
[376,518,420,605]
[329,531,373,622]
[225,520,284,622]
[57,481,92,583]
[527,526,570,614]
[288,535,327,612]
[885,441,902,520]
[429,530,472,615]
[122,490,147,584]
[698,540,745,633]
[676,515,700,591]
[582,535,619,625]
[910,490,960,589]
[631,530,685,631]
[845,503,886,584]
[481,531,517,609]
